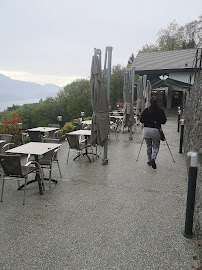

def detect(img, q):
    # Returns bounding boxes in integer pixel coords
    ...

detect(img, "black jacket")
[140,106,167,129]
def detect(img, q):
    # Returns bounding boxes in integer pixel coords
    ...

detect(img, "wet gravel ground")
[0,112,201,270]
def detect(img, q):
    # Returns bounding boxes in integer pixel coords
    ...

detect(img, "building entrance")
[171,91,183,108]
[151,90,166,108]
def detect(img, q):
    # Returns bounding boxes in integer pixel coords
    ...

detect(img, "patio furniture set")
[0,123,95,205]
[0,114,137,205]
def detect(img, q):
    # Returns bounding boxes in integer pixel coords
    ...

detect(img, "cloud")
[0,70,83,87]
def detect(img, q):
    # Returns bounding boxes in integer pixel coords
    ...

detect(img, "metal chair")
[73,119,82,130]
[109,118,121,142]
[48,125,60,138]
[1,143,15,154]
[0,154,44,205]
[48,124,60,128]
[28,131,41,142]
[66,134,94,165]
[21,132,29,144]
[41,138,60,144]
[0,134,13,143]
[38,138,62,187]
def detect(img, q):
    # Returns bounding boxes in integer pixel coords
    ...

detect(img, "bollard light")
[57,116,62,129]
[177,109,181,132]
[182,152,198,238]
[57,116,62,122]
[179,119,185,154]
[81,112,85,121]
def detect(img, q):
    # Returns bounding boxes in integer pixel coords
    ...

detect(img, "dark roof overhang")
[135,68,194,76]
[151,78,192,89]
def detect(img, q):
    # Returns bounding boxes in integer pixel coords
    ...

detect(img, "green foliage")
[57,122,74,136]
[128,53,135,66]
[110,64,126,110]
[140,15,202,52]
[139,43,159,53]
[63,122,74,133]
[23,136,30,144]
[84,116,92,120]
[57,79,92,121]
[7,104,20,111]
[30,99,62,128]
[57,129,63,137]
[157,21,182,51]
[16,104,35,130]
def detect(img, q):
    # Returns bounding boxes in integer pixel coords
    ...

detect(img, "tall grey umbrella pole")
[106,47,112,102]
[143,75,147,101]
[129,66,135,140]
[94,48,101,62]
[131,66,135,102]
[102,46,113,165]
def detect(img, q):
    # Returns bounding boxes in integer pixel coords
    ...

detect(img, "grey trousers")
[145,138,160,161]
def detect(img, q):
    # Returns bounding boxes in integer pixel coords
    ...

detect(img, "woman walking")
[140,97,167,169]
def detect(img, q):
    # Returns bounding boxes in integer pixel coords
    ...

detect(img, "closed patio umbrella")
[145,80,152,108]
[123,71,134,130]
[90,54,109,147]
[136,76,145,116]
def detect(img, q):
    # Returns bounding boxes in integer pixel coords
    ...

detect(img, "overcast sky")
[0,0,201,87]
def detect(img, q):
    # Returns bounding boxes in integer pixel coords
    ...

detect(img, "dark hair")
[150,97,159,108]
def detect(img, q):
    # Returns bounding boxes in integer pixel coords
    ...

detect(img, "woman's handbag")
[159,128,165,141]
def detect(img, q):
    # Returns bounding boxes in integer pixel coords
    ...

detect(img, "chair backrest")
[48,124,60,128]
[66,135,80,150]
[0,134,13,143]
[83,125,91,130]
[1,143,15,154]
[73,119,81,124]
[0,154,22,176]
[42,138,60,144]
[51,148,59,161]
[73,119,82,130]
[28,131,41,142]
[41,138,59,159]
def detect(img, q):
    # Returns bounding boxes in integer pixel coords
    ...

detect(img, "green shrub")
[57,129,63,137]
[57,122,74,136]
[23,136,30,144]
[84,116,92,120]
[63,122,74,133]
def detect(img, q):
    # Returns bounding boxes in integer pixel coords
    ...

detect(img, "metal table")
[67,130,94,162]
[6,142,62,194]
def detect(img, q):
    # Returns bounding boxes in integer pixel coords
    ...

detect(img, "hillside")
[0,74,62,111]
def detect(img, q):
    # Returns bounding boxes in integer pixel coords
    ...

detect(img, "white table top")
[68,130,91,136]
[109,115,123,119]
[6,142,62,156]
[0,140,6,144]
[81,120,92,125]
[27,127,59,132]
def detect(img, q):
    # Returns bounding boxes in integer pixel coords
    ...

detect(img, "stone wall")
[183,71,202,244]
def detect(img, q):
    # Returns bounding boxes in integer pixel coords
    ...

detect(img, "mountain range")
[0,74,63,111]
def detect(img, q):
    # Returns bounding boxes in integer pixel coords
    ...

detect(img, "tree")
[139,15,202,52]
[128,53,135,65]
[57,79,92,121]
[182,19,201,48]
[139,43,159,53]
[110,64,126,110]
[16,104,35,130]
[157,21,183,50]
[30,98,62,127]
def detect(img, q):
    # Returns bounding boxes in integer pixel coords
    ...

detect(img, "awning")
[151,78,192,89]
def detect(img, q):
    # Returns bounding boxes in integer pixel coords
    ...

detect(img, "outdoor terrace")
[0,111,201,269]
